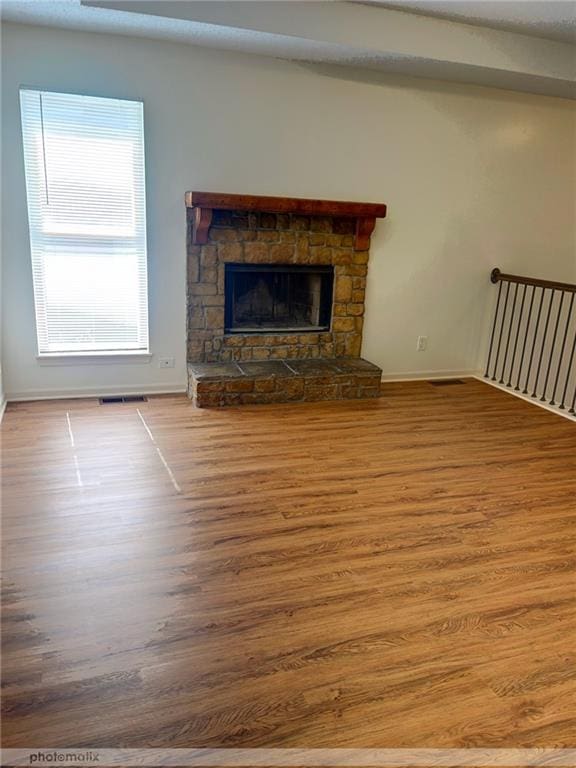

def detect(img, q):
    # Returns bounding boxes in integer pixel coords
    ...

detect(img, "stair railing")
[485,268,576,417]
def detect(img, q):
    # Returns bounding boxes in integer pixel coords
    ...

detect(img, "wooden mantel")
[185,192,387,250]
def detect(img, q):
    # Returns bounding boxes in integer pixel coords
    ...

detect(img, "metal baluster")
[515,285,536,391]
[522,287,546,395]
[500,283,518,384]
[484,281,503,378]
[570,382,576,415]
[559,321,576,410]
[541,291,565,402]
[551,292,574,406]
[492,281,510,382]
[507,284,526,387]
[532,289,556,398]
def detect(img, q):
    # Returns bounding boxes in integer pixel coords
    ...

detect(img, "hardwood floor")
[1,379,575,749]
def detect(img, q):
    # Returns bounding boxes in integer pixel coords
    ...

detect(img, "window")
[20,89,149,355]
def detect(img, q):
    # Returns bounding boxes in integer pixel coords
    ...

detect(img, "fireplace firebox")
[225,264,334,334]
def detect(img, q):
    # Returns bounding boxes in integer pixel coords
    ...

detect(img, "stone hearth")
[185,192,386,407]
[188,358,382,408]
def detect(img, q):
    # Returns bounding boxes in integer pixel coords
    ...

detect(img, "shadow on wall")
[364,190,496,376]
[294,62,575,103]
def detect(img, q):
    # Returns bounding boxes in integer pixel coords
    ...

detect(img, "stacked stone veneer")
[187,209,371,363]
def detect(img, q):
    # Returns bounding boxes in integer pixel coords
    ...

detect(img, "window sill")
[37,352,152,366]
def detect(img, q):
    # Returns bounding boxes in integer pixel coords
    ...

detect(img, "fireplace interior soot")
[225,264,334,333]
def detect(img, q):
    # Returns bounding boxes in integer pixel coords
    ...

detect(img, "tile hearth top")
[189,358,381,381]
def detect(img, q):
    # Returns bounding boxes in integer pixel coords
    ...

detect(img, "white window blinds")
[20,90,149,355]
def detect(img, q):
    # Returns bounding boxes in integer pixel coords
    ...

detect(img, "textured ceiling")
[2,1,575,99]
[368,1,576,44]
[4,1,576,45]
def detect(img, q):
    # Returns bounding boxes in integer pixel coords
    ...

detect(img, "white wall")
[2,22,575,398]
[0,74,4,417]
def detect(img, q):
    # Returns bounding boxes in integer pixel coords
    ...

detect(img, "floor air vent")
[99,395,148,404]
[428,379,465,387]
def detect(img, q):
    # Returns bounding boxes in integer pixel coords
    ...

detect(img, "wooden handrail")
[491,268,576,294]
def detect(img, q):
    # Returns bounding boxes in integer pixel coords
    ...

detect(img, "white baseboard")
[474,375,576,422]
[380,369,476,383]
[5,383,187,403]
[6,373,573,423]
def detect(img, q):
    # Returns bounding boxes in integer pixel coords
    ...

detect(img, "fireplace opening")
[225,264,334,334]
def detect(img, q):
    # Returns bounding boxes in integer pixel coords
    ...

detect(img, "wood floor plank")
[1,379,575,749]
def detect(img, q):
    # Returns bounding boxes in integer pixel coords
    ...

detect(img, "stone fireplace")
[185,192,387,407]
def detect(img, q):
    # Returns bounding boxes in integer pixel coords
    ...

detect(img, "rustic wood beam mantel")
[185,192,387,250]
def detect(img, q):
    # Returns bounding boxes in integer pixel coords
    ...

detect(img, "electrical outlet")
[158,357,175,369]
[417,336,428,352]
